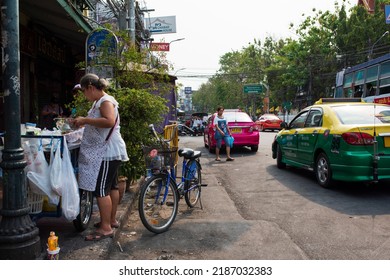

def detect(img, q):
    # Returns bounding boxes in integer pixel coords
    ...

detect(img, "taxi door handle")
[312,130,319,134]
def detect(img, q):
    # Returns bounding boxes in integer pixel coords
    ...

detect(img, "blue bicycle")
[138,124,205,234]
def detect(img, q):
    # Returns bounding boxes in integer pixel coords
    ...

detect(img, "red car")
[204,110,259,153]
[255,114,283,131]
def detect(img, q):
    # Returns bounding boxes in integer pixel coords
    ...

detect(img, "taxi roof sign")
[315,98,364,104]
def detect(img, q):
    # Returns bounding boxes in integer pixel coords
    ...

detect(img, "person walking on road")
[214,106,234,161]
[73,73,128,241]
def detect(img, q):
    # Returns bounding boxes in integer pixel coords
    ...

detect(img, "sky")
[140,0,355,90]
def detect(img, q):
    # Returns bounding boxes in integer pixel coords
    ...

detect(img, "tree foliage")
[67,27,172,182]
[192,0,390,114]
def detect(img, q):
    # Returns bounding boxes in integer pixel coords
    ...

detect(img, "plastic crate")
[27,187,44,214]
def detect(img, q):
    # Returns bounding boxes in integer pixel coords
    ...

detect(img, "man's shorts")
[216,135,230,149]
[94,160,121,197]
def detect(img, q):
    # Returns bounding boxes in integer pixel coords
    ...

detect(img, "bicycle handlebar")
[148,124,159,139]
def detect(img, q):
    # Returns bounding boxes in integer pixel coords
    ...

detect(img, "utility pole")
[0,0,41,259]
[128,0,135,45]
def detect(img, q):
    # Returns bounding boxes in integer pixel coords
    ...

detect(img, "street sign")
[243,84,263,94]
[283,101,292,110]
[150,42,170,51]
[86,29,118,78]
[184,87,192,94]
[386,5,390,24]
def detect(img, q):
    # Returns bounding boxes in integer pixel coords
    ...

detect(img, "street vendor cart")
[21,129,93,232]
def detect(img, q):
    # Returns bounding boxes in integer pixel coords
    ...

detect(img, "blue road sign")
[86,29,118,78]
[386,5,390,24]
[184,87,192,94]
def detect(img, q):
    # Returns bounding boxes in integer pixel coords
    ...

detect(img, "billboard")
[146,16,176,35]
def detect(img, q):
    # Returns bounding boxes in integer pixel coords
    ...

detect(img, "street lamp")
[368,31,389,60]
[174,68,186,75]
[0,0,40,259]
[169,38,185,45]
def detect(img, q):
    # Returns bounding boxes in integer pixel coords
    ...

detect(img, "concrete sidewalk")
[0,177,140,260]
[38,180,140,260]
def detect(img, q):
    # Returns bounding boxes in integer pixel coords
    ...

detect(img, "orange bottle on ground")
[47,231,58,251]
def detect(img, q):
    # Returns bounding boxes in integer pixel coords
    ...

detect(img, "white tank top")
[91,94,129,161]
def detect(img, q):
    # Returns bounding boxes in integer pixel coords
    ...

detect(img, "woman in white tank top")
[73,73,128,241]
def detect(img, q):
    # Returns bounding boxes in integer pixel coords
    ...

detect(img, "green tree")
[194,1,390,113]
[67,27,172,182]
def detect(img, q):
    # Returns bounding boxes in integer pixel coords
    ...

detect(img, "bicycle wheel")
[184,160,202,208]
[138,174,179,234]
[73,189,93,232]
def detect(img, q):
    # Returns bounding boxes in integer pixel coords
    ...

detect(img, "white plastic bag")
[26,143,60,205]
[49,139,63,196]
[61,140,80,221]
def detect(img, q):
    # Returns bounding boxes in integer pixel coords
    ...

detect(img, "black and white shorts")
[94,160,121,197]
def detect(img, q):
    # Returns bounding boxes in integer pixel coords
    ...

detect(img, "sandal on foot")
[215,158,221,161]
[226,157,235,161]
[85,231,114,241]
[94,222,119,229]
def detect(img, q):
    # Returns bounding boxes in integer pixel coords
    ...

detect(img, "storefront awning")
[20,0,93,51]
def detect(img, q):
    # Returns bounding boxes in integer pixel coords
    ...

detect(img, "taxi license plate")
[231,128,242,134]
[385,136,390,148]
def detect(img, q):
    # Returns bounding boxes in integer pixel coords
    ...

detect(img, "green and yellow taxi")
[271,98,390,188]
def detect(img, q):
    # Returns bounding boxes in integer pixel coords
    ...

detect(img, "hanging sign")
[146,16,176,35]
[150,42,170,51]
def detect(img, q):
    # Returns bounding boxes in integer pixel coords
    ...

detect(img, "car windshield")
[224,112,253,122]
[333,105,390,124]
[261,115,279,120]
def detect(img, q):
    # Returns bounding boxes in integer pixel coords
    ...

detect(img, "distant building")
[358,0,389,13]
[358,0,375,13]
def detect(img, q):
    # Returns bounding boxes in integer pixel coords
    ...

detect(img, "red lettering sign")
[374,96,390,105]
[150,43,170,52]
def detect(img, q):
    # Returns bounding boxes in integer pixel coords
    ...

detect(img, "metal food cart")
[21,134,93,232]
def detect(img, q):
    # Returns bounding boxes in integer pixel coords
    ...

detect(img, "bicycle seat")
[178,148,202,159]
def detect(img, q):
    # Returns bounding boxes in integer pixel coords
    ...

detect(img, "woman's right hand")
[72,117,86,128]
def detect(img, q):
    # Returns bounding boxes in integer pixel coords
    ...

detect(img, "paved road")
[108,134,305,259]
[108,132,390,260]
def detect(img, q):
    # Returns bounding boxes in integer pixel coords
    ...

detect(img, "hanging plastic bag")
[26,141,60,205]
[226,135,234,148]
[23,139,40,173]
[61,140,80,221]
[49,139,63,196]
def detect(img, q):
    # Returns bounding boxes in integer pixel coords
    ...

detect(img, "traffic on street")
[107,132,390,260]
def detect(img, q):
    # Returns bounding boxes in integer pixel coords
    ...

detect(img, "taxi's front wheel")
[276,144,286,169]
[315,153,333,188]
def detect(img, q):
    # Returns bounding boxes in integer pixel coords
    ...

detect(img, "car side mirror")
[280,122,288,129]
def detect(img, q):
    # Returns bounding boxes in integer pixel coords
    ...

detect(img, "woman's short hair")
[80,73,109,90]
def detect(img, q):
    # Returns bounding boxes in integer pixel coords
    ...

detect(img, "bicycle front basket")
[143,145,177,171]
